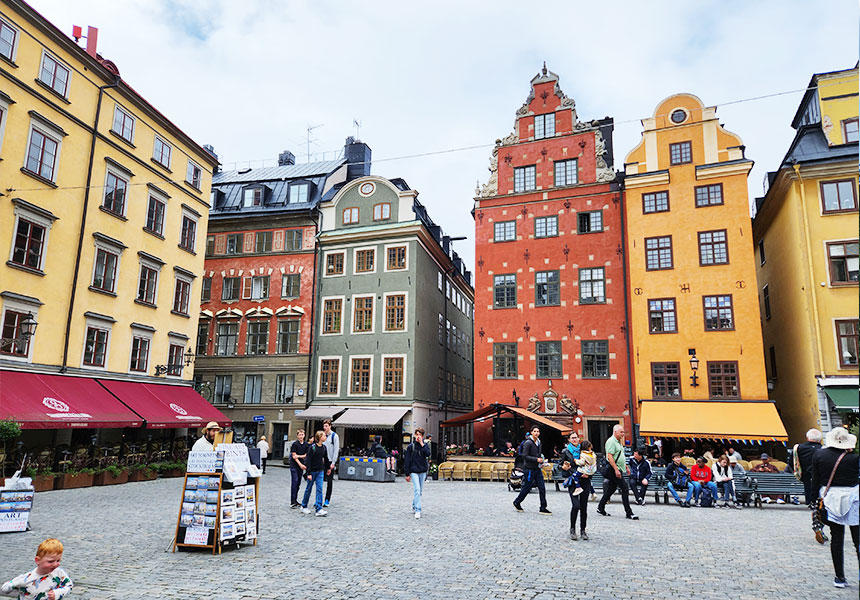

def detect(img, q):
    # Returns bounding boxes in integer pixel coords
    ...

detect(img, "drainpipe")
[61,81,119,372]
[618,182,637,441]
[305,207,321,409]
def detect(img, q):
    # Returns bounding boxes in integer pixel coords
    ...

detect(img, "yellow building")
[624,94,787,448]
[0,1,223,443]
[752,66,859,442]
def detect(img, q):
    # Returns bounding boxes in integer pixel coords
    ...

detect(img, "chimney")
[203,144,219,174]
[278,151,296,166]
[345,137,371,180]
[86,26,98,57]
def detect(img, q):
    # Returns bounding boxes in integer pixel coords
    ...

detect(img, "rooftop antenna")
[306,123,323,163]
[353,118,361,140]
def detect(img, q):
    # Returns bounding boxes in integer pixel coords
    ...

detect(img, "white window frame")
[0,93,11,156]
[0,16,20,63]
[90,241,122,294]
[80,314,114,370]
[243,374,263,404]
[136,255,163,305]
[322,250,347,278]
[379,353,407,396]
[111,104,135,143]
[316,355,342,396]
[0,293,41,363]
[102,166,130,217]
[145,191,168,236]
[382,291,408,333]
[152,135,172,169]
[383,243,408,272]
[38,50,70,98]
[128,325,153,374]
[179,207,199,253]
[352,246,377,275]
[350,293,376,335]
[347,354,374,397]
[290,182,309,204]
[24,120,63,182]
[320,295,346,336]
[9,200,56,272]
[275,373,296,403]
[186,160,203,190]
[166,333,188,379]
[172,271,194,315]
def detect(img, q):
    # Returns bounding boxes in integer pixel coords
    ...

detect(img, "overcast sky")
[31,0,858,271]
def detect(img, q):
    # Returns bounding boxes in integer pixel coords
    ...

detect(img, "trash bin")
[338,457,395,482]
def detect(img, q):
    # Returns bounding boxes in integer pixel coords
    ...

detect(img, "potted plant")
[56,467,95,489]
[25,467,56,492]
[0,419,21,478]
[428,463,439,481]
[127,463,157,482]
[93,465,128,486]
[162,460,186,478]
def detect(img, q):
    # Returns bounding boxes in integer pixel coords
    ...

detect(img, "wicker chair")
[680,456,696,467]
[490,462,510,482]
[465,462,482,480]
[478,462,494,481]
[438,461,454,480]
[450,462,469,481]
[737,459,751,471]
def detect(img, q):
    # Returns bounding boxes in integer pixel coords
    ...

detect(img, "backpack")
[700,486,715,507]
[792,444,802,481]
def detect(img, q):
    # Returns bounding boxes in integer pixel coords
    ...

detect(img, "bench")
[652,472,756,506]
[745,472,804,507]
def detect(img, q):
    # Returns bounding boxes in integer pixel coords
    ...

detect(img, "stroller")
[507,454,525,492]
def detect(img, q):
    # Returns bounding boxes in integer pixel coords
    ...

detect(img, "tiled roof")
[214,159,345,184]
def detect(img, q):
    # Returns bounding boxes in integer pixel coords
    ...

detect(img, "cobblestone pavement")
[0,468,856,599]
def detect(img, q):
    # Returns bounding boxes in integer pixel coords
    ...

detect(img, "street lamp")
[0,312,37,353]
[154,346,196,376]
[689,353,700,387]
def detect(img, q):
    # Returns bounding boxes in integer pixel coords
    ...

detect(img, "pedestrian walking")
[321,419,339,507]
[811,427,858,588]
[512,426,551,515]
[289,429,310,508]
[301,431,329,517]
[560,432,591,539]
[794,428,826,542]
[1,538,73,599]
[256,436,269,474]
[404,427,432,519]
[596,424,638,519]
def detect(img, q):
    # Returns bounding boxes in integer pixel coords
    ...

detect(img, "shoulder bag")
[816,450,849,524]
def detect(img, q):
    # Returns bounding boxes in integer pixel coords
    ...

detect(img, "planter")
[32,474,56,492]
[56,472,94,490]
[93,469,128,486]
[127,469,157,482]
[431,472,439,481]
[159,468,185,478]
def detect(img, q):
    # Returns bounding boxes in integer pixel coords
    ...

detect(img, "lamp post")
[0,312,37,354]
[689,353,700,387]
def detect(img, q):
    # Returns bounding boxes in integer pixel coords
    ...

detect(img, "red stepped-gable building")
[472,66,633,452]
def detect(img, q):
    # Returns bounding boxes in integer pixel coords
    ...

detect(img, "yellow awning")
[638,400,788,441]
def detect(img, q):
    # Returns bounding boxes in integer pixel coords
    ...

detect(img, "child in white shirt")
[1,538,73,600]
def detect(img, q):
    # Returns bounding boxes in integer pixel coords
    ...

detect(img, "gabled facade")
[473,66,632,452]
[311,174,474,451]
[753,66,859,441]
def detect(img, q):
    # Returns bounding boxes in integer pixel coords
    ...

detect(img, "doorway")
[587,419,619,454]
[271,423,290,460]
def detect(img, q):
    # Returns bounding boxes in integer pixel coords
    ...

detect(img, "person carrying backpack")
[794,428,826,543]
[665,453,694,507]
[512,426,551,515]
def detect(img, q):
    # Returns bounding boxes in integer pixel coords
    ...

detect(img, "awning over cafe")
[332,407,410,429]
[638,400,788,441]
[296,405,351,420]
[823,387,858,413]
[0,370,143,429]
[98,380,230,429]
[440,403,572,434]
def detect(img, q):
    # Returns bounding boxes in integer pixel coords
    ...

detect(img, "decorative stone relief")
[594,129,615,182]
[476,145,499,198]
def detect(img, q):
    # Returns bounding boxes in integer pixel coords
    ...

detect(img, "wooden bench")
[745,472,804,507]
[652,472,756,506]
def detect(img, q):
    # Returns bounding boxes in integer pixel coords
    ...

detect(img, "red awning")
[98,380,230,429]
[0,371,143,429]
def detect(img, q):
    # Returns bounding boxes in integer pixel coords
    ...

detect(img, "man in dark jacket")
[628,448,652,505]
[665,453,694,506]
[513,426,551,514]
[404,428,432,518]
[795,429,826,543]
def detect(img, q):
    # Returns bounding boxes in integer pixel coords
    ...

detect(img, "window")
[645,236,673,270]
[243,188,263,207]
[221,276,240,301]
[322,299,342,334]
[820,180,857,213]
[651,362,681,398]
[285,229,302,251]
[493,274,517,308]
[437,271,443,291]
[355,249,375,273]
[167,343,184,376]
[201,277,211,302]
[494,221,516,242]
[536,341,562,378]
[319,359,340,394]
[39,53,69,97]
[554,159,577,187]
[535,216,558,238]
[383,357,404,394]
[827,241,859,284]
[438,313,444,344]
[25,128,59,181]
[695,184,723,207]
[205,236,215,256]
[277,319,299,354]
[343,207,359,224]
[762,285,771,320]
[153,136,171,167]
[670,109,687,124]
[534,113,555,139]
[842,118,859,143]
[385,294,406,331]
[708,362,739,398]
[758,239,766,265]
[290,183,309,204]
[704,295,734,330]
[179,216,196,252]
[768,346,777,379]
[535,270,560,306]
[493,343,517,379]
[579,267,605,304]
[246,321,269,355]
[0,18,17,61]
[648,298,677,333]
[255,231,272,253]
[373,203,391,221]
[196,321,209,355]
[351,358,371,394]
[643,191,669,214]
[577,211,602,233]
[699,230,729,265]
[103,172,128,216]
[325,252,344,275]
[216,322,239,355]
[112,106,135,142]
[514,166,536,192]
[132,262,158,304]
[275,374,295,403]
[172,277,191,315]
[92,248,118,293]
[281,274,300,298]
[11,219,45,270]
[145,195,165,235]
[221,234,239,255]
[83,327,108,367]
[353,296,374,332]
[244,276,269,301]
[386,246,406,270]
[581,340,609,378]
[186,161,202,190]
[836,320,859,368]
[244,375,262,404]
[669,141,692,165]
[0,311,30,357]
[214,375,232,403]
[130,337,150,372]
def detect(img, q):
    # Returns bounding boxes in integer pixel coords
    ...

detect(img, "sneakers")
[626,513,639,520]
[323,500,330,507]
[414,511,421,519]
[538,507,552,515]
[513,501,523,512]
[833,577,847,588]
[315,509,328,517]
[290,503,299,509]
[572,487,582,496]
[579,530,589,540]
[636,498,645,506]
[569,528,578,540]
[762,497,772,504]
[815,530,829,544]
[682,501,690,508]
[776,498,786,504]
[301,507,311,514]
[596,508,610,516]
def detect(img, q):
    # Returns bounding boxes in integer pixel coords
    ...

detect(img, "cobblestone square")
[0,469,856,599]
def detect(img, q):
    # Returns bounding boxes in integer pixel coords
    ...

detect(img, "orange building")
[623,94,787,450]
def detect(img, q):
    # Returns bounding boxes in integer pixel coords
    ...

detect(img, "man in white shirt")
[256,436,270,474]
[191,422,221,453]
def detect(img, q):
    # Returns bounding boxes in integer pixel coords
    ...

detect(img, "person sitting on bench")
[665,453,694,507]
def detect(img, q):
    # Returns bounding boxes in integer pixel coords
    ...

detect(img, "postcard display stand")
[0,480,35,533]
[172,445,260,554]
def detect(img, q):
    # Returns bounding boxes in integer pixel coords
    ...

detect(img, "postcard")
[220,489,234,504]
[244,485,255,503]
[220,505,233,522]
[191,514,205,527]
[193,502,207,515]
[220,522,233,540]
[12,502,30,511]
[186,477,198,489]
[205,504,217,516]
[234,521,245,536]
[205,491,218,503]
[0,502,14,512]
[233,486,245,499]
[246,523,257,540]
[234,508,245,523]
[182,502,194,514]
[193,490,207,502]
[203,516,216,528]
[183,490,195,502]
[180,514,193,527]
[234,498,244,510]
[195,477,208,489]
[207,477,220,489]
[246,507,256,524]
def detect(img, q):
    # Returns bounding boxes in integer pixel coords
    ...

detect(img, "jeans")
[568,477,590,531]
[666,481,695,504]
[716,479,735,502]
[410,471,427,512]
[690,481,718,502]
[598,470,633,516]
[302,470,325,511]
[514,468,547,509]
[629,477,648,503]
[828,523,860,581]
[290,467,305,505]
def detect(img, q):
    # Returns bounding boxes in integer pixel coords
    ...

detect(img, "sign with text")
[186,451,218,473]
[184,526,209,545]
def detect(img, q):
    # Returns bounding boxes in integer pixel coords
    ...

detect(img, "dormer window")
[243,187,263,207]
[534,113,555,139]
[373,203,391,221]
[343,207,359,224]
[290,182,310,204]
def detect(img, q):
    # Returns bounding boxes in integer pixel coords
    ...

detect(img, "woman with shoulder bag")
[811,427,859,589]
